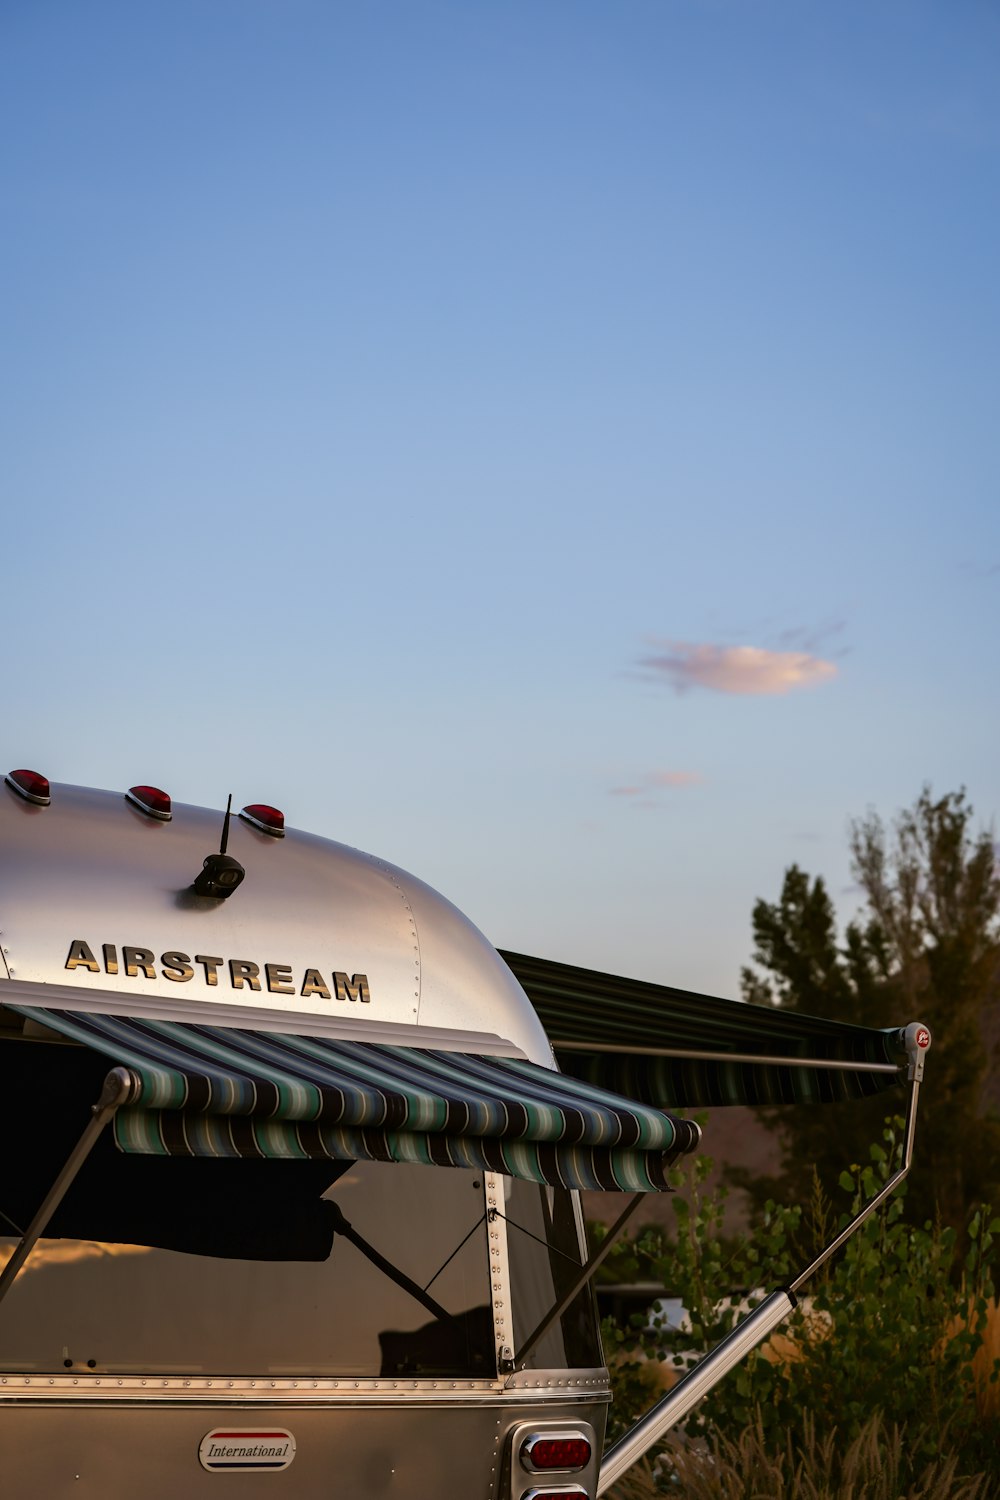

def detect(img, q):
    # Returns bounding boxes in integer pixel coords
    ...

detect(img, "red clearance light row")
[4,770,284,837]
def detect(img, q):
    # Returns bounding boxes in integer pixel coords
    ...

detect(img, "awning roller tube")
[500,951,911,1108]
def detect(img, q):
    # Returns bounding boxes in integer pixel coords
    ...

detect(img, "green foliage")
[601,1120,1000,1489]
[740,787,1000,1227]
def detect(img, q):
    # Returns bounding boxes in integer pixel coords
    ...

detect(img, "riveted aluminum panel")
[0,1395,609,1499]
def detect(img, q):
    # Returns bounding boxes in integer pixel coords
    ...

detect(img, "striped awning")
[10,1006,700,1193]
[499,952,907,1108]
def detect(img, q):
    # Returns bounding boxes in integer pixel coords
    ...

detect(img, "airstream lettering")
[0,775,929,1498]
[65,939,372,1001]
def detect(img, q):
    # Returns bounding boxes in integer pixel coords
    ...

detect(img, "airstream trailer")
[0,772,929,1498]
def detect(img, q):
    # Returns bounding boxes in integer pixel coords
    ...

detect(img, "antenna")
[190,793,246,900]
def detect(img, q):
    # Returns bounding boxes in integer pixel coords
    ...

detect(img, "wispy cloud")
[648,769,704,787]
[610,768,704,807]
[773,619,849,658]
[636,640,838,696]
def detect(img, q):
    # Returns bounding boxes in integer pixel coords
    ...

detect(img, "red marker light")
[5,769,51,806]
[521,1435,592,1471]
[126,785,172,821]
[240,803,285,837]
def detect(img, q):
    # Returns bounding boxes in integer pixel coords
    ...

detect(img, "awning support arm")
[0,1067,133,1311]
[509,1191,645,1371]
[596,1022,930,1495]
[791,1064,920,1294]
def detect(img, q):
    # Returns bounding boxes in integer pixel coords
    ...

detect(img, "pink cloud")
[637,640,838,696]
[647,769,704,787]
[610,769,704,803]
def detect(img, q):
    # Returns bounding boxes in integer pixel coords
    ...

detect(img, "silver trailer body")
[0,775,931,1500]
[0,782,608,1499]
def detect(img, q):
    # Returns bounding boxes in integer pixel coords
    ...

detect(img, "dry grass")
[606,1412,993,1500]
[606,1457,661,1500]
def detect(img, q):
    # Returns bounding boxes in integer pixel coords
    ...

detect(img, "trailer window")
[0,1160,494,1378]
[504,1179,603,1370]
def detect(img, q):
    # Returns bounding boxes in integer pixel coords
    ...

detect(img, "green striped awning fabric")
[11,1006,700,1193]
[498,952,907,1108]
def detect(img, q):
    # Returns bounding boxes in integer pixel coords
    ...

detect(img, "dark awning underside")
[499,952,907,1108]
[9,1006,700,1193]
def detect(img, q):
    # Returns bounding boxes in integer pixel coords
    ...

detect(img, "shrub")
[599,1116,1000,1487]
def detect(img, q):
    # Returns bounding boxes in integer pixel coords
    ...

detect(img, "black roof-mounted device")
[191,794,245,900]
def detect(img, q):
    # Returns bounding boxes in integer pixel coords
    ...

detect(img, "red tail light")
[521,1434,592,1471]
[126,785,172,821]
[5,769,51,805]
[240,803,285,837]
[520,1489,589,1500]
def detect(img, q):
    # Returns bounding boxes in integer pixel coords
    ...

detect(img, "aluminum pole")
[598,1289,796,1495]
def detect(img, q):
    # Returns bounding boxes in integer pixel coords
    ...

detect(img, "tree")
[740,788,1000,1227]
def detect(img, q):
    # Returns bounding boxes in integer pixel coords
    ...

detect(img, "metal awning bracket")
[900,1020,931,1081]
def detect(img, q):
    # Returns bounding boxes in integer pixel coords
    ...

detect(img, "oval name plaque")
[199,1428,296,1472]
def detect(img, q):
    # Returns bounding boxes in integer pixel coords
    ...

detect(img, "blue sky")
[3,1,998,998]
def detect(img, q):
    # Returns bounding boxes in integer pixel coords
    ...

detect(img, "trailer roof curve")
[0,781,552,1066]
